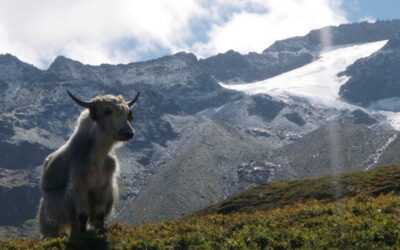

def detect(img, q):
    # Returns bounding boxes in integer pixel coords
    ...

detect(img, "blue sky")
[0,0,399,69]
[345,0,400,22]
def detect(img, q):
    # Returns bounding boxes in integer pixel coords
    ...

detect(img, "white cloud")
[0,0,348,68]
[192,0,347,57]
[359,16,377,23]
[0,0,205,68]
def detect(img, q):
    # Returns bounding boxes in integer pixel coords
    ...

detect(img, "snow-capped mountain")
[2,19,400,237]
[220,40,387,108]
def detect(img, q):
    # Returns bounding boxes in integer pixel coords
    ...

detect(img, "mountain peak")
[47,55,83,72]
[0,53,20,63]
[0,53,40,81]
[0,53,37,69]
[167,51,198,63]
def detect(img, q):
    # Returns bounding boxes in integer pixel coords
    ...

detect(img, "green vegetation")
[197,165,400,215]
[2,165,400,249]
[0,220,39,240]
[2,194,400,249]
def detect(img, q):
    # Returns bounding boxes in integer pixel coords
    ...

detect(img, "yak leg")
[92,214,106,232]
[75,198,90,233]
[90,184,114,232]
[38,197,62,238]
[78,213,89,232]
[70,186,90,234]
[70,210,88,236]
[70,219,79,238]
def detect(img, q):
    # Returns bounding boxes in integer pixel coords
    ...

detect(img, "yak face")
[97,101,135,141]
[67,91,140,142]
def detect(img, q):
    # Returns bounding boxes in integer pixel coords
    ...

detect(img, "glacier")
[220,40,387,108]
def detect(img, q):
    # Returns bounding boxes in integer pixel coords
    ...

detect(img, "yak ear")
[89,107,97,121]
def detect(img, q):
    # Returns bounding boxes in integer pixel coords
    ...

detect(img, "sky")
[0,0,399,69]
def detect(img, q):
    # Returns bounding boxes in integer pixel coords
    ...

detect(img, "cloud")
[0,0,205,68]
[192,0,347,57]
[0,0,348,68]
[359,16,377,23]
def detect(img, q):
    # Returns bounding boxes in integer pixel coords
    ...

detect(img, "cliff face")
[340,36,400,107]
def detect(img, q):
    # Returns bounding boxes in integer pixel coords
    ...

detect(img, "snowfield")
[220,40,388,108]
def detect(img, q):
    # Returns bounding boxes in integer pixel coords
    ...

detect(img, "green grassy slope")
[196,165,400,215]
[2,195,400,249]
[2,165,400,249]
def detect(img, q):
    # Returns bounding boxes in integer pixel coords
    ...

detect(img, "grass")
[196,165,400,215]
[2,165,400,249]
[2,194,400,249]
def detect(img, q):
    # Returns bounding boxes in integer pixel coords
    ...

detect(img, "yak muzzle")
[118,128,135,141]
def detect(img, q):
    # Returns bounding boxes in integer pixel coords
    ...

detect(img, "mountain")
[200,49,314,83]
[2,19,400,238]
[3,165,400,249]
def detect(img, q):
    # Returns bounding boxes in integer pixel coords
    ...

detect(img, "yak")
[38,90,139,238]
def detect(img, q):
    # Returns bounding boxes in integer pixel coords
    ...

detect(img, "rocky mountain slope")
[119,117,271,225]
[1,19,400,237]
[339,35,400,107]
[272,122,397,179]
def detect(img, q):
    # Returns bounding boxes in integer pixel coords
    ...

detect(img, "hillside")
[197,165,400,215]
[271,122,396,180]
[2,165,400,249]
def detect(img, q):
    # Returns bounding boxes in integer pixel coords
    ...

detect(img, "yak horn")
[66,90,94,108]
[127,92,140,107]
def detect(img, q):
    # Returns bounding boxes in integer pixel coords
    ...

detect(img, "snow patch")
[381,112,400,130]
[364,134,398,170]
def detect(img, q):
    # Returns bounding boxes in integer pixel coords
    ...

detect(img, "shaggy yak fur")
[38,91,139,238]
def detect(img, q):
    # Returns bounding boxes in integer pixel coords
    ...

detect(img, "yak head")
[67,90,140,142]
